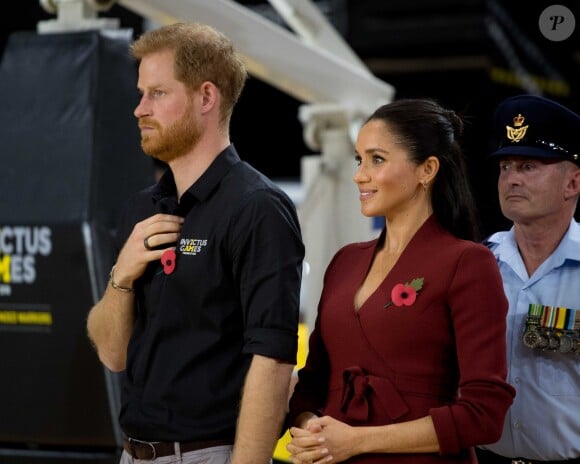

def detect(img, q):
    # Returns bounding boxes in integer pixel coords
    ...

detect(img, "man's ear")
[199,81,219,114]
[563,166,580,200]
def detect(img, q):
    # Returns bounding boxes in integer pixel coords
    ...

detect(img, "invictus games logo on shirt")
[179,238,208,256]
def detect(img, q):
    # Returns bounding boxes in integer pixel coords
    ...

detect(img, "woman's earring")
[422,181,428,191]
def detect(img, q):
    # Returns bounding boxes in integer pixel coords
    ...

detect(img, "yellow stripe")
[555,307,567,330]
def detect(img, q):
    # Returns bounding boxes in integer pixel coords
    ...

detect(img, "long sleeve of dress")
[429,245,515,454]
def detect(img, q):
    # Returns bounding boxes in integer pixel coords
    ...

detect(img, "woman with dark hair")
[286,98,515,464]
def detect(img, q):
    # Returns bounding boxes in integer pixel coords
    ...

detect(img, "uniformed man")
[477,94,580,464]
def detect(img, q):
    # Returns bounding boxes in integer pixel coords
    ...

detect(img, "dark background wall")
[2,0,579,236]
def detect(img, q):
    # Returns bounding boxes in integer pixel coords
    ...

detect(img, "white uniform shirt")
[482,220,580,460]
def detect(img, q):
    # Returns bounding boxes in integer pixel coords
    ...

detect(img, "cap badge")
[506,113,528,143]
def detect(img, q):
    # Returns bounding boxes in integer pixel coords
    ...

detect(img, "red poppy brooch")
[384,277,424,309]
[161,249,177,275]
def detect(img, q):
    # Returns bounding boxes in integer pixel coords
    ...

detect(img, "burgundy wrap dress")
[289,216,515,463]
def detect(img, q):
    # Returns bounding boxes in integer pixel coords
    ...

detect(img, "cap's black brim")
[488,145,572,161]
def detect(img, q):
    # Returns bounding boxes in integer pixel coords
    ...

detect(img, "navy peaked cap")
[489,94,580,166]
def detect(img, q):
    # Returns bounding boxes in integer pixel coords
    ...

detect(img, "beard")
[139,106,201,164]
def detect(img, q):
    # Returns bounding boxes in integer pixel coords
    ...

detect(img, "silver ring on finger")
[144,236,153,250]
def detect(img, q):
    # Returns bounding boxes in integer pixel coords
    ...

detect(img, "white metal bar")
[118,0,394,115]
[267,0,371,74]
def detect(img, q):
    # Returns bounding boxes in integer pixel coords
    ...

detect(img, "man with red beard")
[86,22,304,464]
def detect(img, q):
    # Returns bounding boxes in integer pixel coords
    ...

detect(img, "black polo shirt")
[114,145,304,442]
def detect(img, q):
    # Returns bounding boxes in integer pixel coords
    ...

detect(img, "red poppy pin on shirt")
[161,249,176,275]
[384,277,424,309]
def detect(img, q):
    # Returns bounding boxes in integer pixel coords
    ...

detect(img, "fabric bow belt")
[340,366,409,422]
[123,438,231,460]
[338,366,455,423]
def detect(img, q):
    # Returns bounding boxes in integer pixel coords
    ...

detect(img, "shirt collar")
[151,144,241,208]
[490,219,580,267]
[556,219,580,263]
